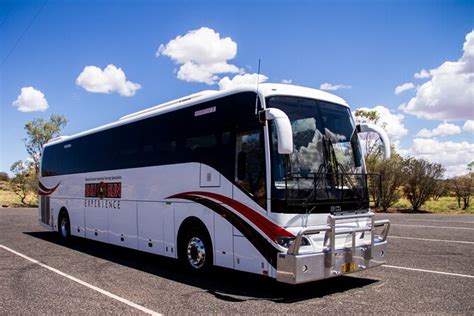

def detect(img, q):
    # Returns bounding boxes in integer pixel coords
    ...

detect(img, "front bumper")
[277,213,390,284]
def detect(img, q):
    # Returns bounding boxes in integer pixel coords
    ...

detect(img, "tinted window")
[235,130,266,207]
[41,92,260,184]
[41,146,56,176]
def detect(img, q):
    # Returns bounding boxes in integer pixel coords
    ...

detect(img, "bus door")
[233,129,269,274]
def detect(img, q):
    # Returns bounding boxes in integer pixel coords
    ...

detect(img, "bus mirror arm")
[357,123,391,159]
[262,108,293,154]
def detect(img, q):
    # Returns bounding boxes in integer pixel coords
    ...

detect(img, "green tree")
[468,161,474,173]
[354,109,402,209]
[431,179,448,201]
[402,158,445,212]
[24,114,67,174]
[377,152,405,212]
[9,160,35,205]
[449,163,473,210]
[354,109,380,124]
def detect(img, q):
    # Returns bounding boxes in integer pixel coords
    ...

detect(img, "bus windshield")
[268,96,368,214]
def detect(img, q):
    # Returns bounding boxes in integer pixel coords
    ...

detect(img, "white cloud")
[394,82,415,95]
[76,64,141,97]
[414,129,432,138]
[177,61,240,85]
[416,122,461,138]
[463,120,474,133]
[414,69,431,79]
[157,27,240,85]
[12,86,48,112]
[405,138,474,177]
[397,102,407,111]
[402,30,474,120]
[355,105,408,144]
[319,83,351,91]
[156,27,237,64]
[281,79,292,84]
[218,73,268,90]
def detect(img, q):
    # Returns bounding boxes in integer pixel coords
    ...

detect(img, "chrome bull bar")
[277,212,390,284]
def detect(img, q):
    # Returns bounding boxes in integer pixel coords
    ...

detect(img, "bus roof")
[45,83,349,147]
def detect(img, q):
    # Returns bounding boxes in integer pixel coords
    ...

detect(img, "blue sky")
[1,0,473,176]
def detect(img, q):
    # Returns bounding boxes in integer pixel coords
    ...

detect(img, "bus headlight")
[276,236,310,248]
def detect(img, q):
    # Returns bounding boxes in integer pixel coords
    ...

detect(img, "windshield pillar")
[261,94,272,214]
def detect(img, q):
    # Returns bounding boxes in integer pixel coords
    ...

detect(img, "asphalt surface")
[1,208,473,314]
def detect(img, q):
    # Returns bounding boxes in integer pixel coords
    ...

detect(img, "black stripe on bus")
[171,193,281,268]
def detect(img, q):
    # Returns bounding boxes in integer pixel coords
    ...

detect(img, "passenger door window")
[235,130,266,208]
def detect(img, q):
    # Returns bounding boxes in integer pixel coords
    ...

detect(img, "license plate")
[342,262,356,273]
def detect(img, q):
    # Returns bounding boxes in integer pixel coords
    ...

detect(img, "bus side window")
[42,147,56,176]
[235,130,266,208]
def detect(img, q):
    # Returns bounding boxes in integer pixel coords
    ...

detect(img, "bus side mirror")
[357,123,391,159]
[263,108,293,154]
[237,151,247,180]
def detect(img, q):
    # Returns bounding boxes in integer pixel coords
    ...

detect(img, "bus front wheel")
[178,225,213,272]
[58,209,71,240]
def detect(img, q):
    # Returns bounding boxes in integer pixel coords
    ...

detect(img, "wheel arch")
[177,216,214,256]
[58,206,69,221]
[176,216,215,269]
[177,216,212,246]
[57,205,71,239]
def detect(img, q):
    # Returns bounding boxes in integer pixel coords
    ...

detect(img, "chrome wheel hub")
[187,237,206,269]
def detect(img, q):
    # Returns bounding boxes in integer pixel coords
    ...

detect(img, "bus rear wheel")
[58,210,71,240]
[179,227,213,272]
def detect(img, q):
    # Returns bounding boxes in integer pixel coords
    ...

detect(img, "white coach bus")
[39,83,391,284]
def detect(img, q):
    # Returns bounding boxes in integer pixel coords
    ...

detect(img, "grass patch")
[391,196,473,214]
[0,181,37,207]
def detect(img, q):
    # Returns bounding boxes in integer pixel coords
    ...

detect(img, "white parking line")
[400,219,474,225]
[0,245,161,316]
[389,236,474,245]
[391,224,474,230]
[383,265,474,279]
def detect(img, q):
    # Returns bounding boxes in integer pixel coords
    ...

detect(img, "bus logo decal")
[85,182,121,199]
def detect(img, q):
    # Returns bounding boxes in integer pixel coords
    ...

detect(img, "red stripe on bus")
[170,191,294,241]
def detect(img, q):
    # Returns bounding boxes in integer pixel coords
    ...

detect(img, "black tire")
[178,226,213,272]
[58,210,71,240]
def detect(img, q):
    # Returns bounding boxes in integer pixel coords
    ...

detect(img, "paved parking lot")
[1,208,473,314]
